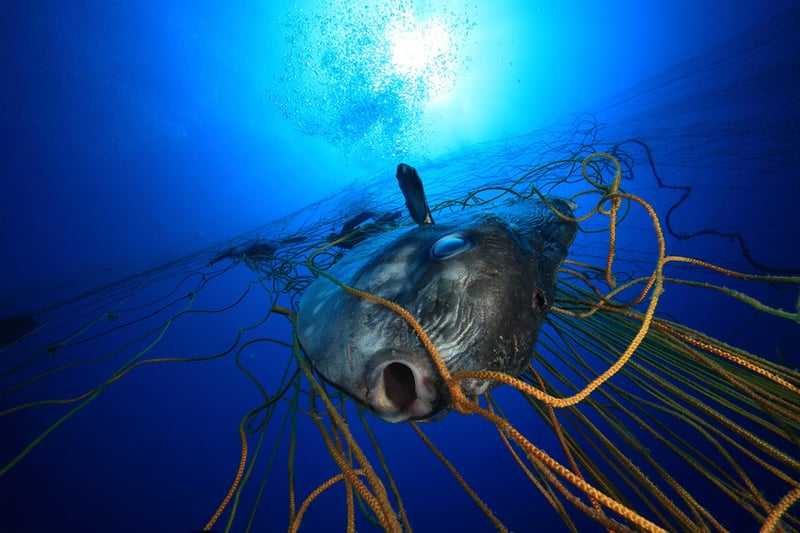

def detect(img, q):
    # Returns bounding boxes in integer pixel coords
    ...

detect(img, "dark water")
[1,2,799,532]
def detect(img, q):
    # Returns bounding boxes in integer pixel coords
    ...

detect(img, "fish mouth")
[365,349,443,423]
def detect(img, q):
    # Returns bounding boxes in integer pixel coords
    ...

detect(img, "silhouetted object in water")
[240,242,277,261]
[207,236,309,266]
[327,210,403,249]
[207,247,238,266]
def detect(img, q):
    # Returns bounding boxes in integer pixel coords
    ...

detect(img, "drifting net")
[2,115,798,532]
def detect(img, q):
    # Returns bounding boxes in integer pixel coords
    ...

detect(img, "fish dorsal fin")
[396,163,434,226]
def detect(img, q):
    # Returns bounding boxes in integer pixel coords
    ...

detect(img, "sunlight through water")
[270,1,476,163]
[383,10,458,102]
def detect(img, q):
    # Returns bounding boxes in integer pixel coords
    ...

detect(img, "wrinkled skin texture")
[297,198,577,422]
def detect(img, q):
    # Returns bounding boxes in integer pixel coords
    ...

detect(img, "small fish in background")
[298,164,577,423]
[326,210,403,249]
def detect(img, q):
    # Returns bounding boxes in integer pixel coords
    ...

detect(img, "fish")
[327,210,403,249]
[297,164,577,422]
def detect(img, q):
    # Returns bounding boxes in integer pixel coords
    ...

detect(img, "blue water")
[2,1,799,532]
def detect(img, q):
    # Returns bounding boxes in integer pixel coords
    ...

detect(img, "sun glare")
[277,1,475,157]
[383,11,457,101]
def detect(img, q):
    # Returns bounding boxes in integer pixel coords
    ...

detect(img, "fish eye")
[430,234,472,260]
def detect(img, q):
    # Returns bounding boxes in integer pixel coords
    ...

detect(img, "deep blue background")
[1,2,799,532]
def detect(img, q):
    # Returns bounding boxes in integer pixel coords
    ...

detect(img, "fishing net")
[2,113,798,532]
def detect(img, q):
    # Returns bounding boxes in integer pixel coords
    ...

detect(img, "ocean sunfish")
[297,164,577,422]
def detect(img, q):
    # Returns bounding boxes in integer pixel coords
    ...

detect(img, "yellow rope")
[487,399,579,532]
[531,368,605,522]
[487,406,667,532]
[760,486,800,533]
[307,380,398,530]
[356,408,413,533]
[580,153,623,289]
[297,344,401,530]
[204,426,248,531]
[288,469,368,533]
[410,422,507,532]
[331,408,356,533]
[273,305,401,531]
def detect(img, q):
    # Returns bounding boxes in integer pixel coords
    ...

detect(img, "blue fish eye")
[430,234,471,259]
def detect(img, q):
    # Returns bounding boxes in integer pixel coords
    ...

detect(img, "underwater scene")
[2,1,799,532]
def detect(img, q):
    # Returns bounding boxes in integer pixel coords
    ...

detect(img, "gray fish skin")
[396,163,434,226]
[297,198,577,423]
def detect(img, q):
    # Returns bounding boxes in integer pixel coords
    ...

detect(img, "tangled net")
[1,116,798,532]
